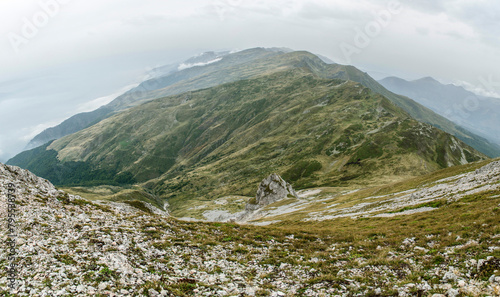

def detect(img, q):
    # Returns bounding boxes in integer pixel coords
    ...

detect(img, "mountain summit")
[24,48,499,159]
[24,48,288,150]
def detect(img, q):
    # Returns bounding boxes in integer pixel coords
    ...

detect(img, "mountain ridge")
[379,75,500,153]
[22,48,500,159]
[8,64,487,217]
[24,48,288,150]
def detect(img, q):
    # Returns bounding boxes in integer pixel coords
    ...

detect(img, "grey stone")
[245,173,298,210]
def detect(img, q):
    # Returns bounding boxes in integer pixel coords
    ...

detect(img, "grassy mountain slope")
[294,56,500,158]
[24,49,498,159]
[25,107,114,150]
[24,48,286,148]
[144,49,498,158]
[108,48,287,110]
[9,68,486,214]
[146,53,500,158]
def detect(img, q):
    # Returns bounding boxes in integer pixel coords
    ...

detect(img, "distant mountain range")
[379,76,500,147]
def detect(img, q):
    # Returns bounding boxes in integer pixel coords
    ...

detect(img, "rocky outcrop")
[0,163,171,296]
[0,163,165,215]
[0,163,64,203]
[1,162,499,296]
[245,173,298,211]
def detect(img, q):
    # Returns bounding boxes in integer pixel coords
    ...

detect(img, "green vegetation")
[123,200,153,214]
[351,141,384,161]
[7,141,136,186]
[7,51,489,218]
[62,185,165,212]
[282,160,322,182]
[389,200,447,213]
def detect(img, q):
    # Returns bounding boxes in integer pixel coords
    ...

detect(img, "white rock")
[98,282,108,291]
[245,287,256,296]
[414,246,428,252]
[76,285,85,293]
[447,288,459,297]
[443,269,458,282]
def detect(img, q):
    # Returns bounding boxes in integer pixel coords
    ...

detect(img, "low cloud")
[20,121,62,143]
[178,58,223,71]
[453,80,500,99]
[76,83,140,113]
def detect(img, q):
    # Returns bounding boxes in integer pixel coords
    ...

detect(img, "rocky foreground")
[1,162,500,296]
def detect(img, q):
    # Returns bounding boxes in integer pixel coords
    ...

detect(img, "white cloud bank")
[177,57,223,71]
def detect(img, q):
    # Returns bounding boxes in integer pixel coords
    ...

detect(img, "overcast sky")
[1,0,499,162]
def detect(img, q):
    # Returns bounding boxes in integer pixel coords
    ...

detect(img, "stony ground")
[1,163,499,296]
